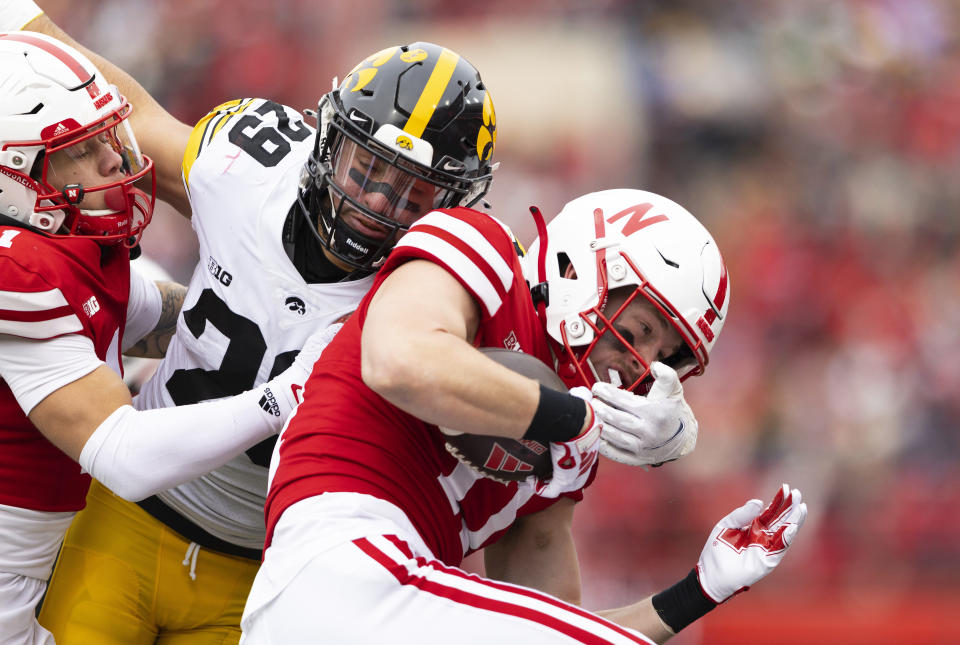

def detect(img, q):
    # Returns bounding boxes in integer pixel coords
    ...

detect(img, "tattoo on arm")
[125,281,187,359]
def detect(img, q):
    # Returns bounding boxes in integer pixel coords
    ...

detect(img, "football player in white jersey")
[15,8,510,645]
[12,6,711,645]
[0,31,333,645]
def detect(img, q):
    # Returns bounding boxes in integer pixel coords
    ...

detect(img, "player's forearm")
[365,327,541,439]
[596,598,675,644]
[124,281,185,358]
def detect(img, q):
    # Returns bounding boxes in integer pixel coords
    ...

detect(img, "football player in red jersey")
[0,32,329,645]
[4,8,720,645]
[247,188,808,644]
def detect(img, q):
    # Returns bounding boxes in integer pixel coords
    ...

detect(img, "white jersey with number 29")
[135,98,374,549]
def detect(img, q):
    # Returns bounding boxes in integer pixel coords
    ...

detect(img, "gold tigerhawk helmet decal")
[476,91,496,162]
[400,48,428,63]
[348,47,399,93]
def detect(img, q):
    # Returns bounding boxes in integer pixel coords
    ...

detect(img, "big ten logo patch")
[503,331,521,352]
[82,295,100,318]
[207,256,233,286]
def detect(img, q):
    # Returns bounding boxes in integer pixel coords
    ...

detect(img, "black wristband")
[651,568,717,633]
[522,384,587,444]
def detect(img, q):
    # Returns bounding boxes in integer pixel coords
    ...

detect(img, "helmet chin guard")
[0,32,155,247]
[297,42,497,271]
[525,189,730,391]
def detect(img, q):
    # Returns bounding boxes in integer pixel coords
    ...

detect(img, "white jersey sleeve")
[0,333,103,414]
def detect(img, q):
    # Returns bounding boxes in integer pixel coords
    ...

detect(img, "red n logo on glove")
[719,487,794,554]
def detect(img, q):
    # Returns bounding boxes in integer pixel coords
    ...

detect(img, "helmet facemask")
[304,96,491,270]
[23,103,156,247]
[556,251,704,394]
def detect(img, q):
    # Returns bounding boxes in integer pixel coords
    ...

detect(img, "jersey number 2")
[165,289,297,467]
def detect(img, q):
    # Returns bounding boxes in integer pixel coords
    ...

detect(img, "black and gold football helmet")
[297,42,497,271]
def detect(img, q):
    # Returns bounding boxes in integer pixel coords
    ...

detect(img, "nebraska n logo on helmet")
[524,188,729,392]
[296,41,497,271]
[0,32,156,248]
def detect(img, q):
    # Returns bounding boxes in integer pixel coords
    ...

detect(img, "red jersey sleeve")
[0,253,84,340]
[380,208,523,320]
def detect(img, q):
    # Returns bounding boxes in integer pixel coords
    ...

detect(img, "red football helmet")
[0,32,155,247]
[525,189,730,391]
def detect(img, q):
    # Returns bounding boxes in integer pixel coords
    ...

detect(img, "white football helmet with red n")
[525,189,729,391]
[0,32,154,246]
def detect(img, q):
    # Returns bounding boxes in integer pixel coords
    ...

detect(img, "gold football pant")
[38,481,259,645]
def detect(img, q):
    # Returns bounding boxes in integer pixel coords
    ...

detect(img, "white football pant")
[240,493,654,645]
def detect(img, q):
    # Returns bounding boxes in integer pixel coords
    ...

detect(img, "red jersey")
[265,208,591,566]
[0,226,129,511]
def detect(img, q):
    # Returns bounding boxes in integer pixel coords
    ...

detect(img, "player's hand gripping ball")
[440,348,561,483]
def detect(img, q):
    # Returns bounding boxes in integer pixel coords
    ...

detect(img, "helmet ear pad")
[297,42,496,271]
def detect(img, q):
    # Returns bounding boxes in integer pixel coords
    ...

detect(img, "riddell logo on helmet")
[345,237,368,252]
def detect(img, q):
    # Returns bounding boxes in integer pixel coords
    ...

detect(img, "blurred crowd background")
[39,0,960,642]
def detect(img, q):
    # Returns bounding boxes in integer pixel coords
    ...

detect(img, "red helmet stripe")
[713,260,728,309]
[0,33,92,85]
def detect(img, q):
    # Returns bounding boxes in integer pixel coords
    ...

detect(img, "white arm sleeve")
[0,333,104,414]
[0,0,43,31]
[75,321,342,501]
[123,265,163,352]
[78,385,281,501]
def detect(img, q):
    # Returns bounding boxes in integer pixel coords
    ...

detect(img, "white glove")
[261,322,343,420]
[535,386,601,498]
[696,483,807,603]
[590,362,697,467]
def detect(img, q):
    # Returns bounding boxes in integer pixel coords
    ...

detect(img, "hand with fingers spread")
[590,362,698,467]
[697,483,808,603]
[651,483,807,635]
